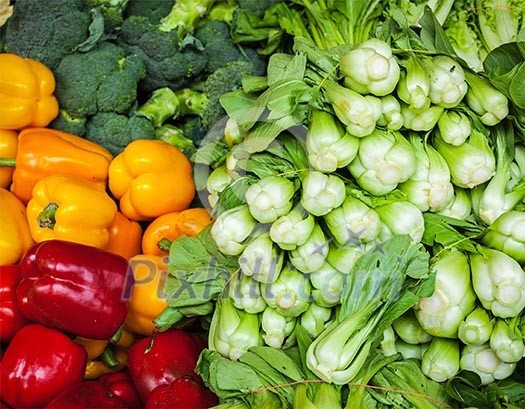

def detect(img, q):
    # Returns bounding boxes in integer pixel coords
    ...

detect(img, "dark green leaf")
[422,213,483,253]
[249,346,305,381]
[418,6,456,56]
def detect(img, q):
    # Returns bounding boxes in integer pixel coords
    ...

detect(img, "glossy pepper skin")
[127,329,208,402]
[107,211,143,259]
[142,208,213,256]
[45,381,127,408]
[8,127,112,203]
[0,54,59,130]
[0,187,34,265]
[26,174,118,249]
[0,323,87,408]
[0,129,17,188]
[16,240,132,339]
[0,265,30,343]
[108,139,195,221]
[98,372,143,408]
[124,254,169,336]
[146,376,218,408]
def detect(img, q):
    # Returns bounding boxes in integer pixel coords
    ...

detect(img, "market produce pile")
[1,0,525,408]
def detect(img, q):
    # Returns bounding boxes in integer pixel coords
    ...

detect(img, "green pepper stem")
[37,203,59,229]
[157,238,172,253]
[100,346,120,368]
[0,158,16,167]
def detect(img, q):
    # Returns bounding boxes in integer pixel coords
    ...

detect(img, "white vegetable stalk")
[482,210,525,264]
[224,117,244,147]
[395,339,429,360]
[229,270,267,313]
[225,143,249,180]
[421,55,468,108]
[460,343,516,385]
[339,38,400,96]
[238,230,284,283]
[401,103,444,132]
[399,134,454,213]
[211,204,258,255]
[421,337,460,382]
[244,175,296,223]
[436,187,472,220]
[309,261,345,307]
[326,242,366,274]
[375,201,425,244]
[433,127,496,189]
[396,54,431,112]
[414,249,477,338]
[288,224,329,273]
[377,95,403,130]
[469,246,525,318]
[436,109,471,146]
[206,165,232,208]
[323,196,382,246]
[261,307,296,349]
[380,326,398,357]
[306,109,360,172]
[261,264,312,317]
[322,80,382,137]
[464,71,509,126]
[300,171,346,216]
[392,309,433,345]
[348,128,417,196]
[489,318,525,363]
[300,302,333,338]
[269,204,315,251]
[458,306,495,346]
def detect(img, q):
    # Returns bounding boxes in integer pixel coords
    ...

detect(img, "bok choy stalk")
[464,71,509,126]
[244,175,296,223]
[377,95,404,130]
[269,204,315,251]
[261,307,296,349]
[458,305,495,346]
[261,264,312,317]
[396,53,431,112]
[208,298,263,361]
[436,109,471,146]
[395,339,429,360]
[392,309,433,345]
[421,337,461,382]
[325,242,366,275]
[309,261,345,307]
[306,109,360,172]
[339,38,401,96]
[399,134,455,212]
[238,230,284,283]
[323,196,382,246]
[348,128,417,196]
[300,171,346,216]
[300,302,334,338]
[211,204,258,255]
[433,125,496,189]
[489,318,525,363]
[421,55,468,108]
[482,210,525,264]
[460,343,516,385]
[375,201,425,244]
[400,102,444,132]
[437,187,472,220]
[469,246,525,318]
[288,224,329,273]
[206,165,232,208]
[414,249,477,338]
[229,270,267,313]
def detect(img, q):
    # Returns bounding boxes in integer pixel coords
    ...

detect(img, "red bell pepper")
[16,240,132,339]
[98,371,143,408]
[45,381,128,408]
[146,376,218,408]
[0,265,30,343]
[0,324,87,408]
[127,329,212,403]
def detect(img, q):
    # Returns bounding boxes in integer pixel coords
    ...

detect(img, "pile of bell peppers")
[0,53,216,408]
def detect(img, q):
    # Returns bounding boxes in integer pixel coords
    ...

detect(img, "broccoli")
[123,0,175,24]
[81,0,130,31]
[237,0,281,18]
[85,112,155,155]
[2,0,92,70]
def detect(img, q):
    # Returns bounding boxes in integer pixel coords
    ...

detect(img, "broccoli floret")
[85,112,155,155]
[124,0,175,24]
[53,41,145,118]
[50,110,88,137]
[118,15,208,93]
[82,0,129,31]
[3,0,92,70]
[237,0,281,18]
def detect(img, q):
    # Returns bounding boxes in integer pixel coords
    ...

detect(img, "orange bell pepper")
[1,127,113,203]
[0,129,17,188]
[0,187,34,265]
[0,53,59,130]
[142,208,213,256]
[26,174,118,249]
[108,140,195,221]
[124,254,169,336]
[106,211,143,260]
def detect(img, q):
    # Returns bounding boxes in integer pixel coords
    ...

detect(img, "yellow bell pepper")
[106,211,143,260]
[0,187,34,265]
[26,174,118,249]
[108,140,195,221]
[0,53,59,130]
[124,254,169,336]
[0,129,17,188]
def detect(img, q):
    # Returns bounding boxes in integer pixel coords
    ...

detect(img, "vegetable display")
[1,0,525,408]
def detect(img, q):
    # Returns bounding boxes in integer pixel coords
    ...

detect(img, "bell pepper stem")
[110,325,123,344]
[100,345,120,368]
[0,158,16,167]
[37,203,59,229]
[157,238,173,253]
